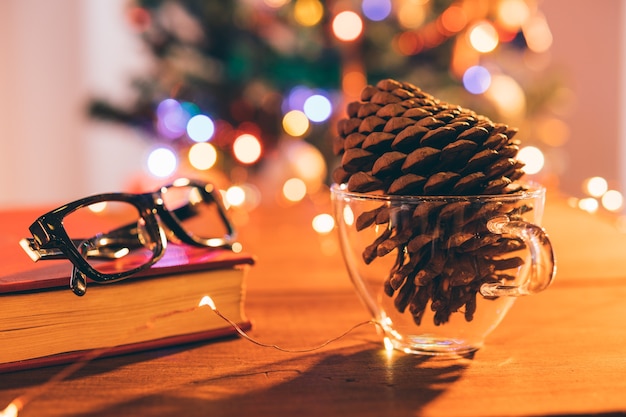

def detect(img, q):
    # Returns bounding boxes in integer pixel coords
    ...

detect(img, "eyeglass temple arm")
[20,238,65,261]
[20,236,135,262]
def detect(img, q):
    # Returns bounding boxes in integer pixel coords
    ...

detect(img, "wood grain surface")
[2,187,626,417]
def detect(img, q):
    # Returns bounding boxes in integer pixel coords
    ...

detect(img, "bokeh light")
[361,0,392,21]
[397,0,426,29]
[602,190,624,212]
[282,110,310,137]
[497,0,530,30]
[181,101,201,118]
[462,65,491,94]
[156,99,189,139]
[294,0,324,27]
[147,147,178,178]
[127,6,151,32]
[233,133,262,164]
[303,94,332,122]
[517,146,545,175]
[225,185,246,207]
[468,21,499,53]
[332,11,363,42]
[342,70,367,97]
[584,176,608,197]
[285,85,312,112]
[188,142,218,170]
[440,5,467,33]
[394,31,423,56]
[88,202,107,213]
[286,140,327,188]
[485,74,526,118]
[231,242,243,253]
[312,213,335,234]
[282,177,307,202]
[578,197,599,214]
[523,13,553,53]
[186,114,215,142]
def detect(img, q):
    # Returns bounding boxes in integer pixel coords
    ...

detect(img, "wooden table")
[2,187,626,416]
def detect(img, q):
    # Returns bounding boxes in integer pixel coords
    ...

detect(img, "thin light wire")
[210,306,379,353]
[1,296,381,417]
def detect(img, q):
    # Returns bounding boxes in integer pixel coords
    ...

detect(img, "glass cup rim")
[330,181,545,203]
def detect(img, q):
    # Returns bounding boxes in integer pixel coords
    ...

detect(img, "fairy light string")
[198,296,379,353]
[1,296,381,417]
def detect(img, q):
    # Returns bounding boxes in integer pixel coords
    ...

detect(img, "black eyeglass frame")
[20,179,236,296]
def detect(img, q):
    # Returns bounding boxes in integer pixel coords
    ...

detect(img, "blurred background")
[0,0,624,222]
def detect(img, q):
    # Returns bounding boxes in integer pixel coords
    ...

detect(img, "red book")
[0,209,254,373]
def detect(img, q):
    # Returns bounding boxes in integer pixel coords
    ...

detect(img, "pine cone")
[333,79,531,326]
[332,78,525,195]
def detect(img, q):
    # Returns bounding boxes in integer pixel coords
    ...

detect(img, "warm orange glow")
[523,13,553,53]
[294,0,324,26]
[440,5,467,33]
[0,401,20,417]
[198,295,217,310]
[312,213,335,234]
[287,141,327,188]
[283,178,307,202]
[332,11,363,41]
[497,0,530,31]
[383,336,394,352]
[231,242,243,253]
[394,31,423,56]
[422,25,445,48]
[342,69,367,98]
[584,177,608,198]
[578,198,599,214]
[282,110,310,137]
[233,134,262,164]
[396,0,426,29]
[517,146,545,175]
[450,36,479,79]
[602,190,623,212]
[88,202,107,213]
[225,185,246,207]
[536,117,570,147]
[188,142,218,170]
[468,21,499,53]
[484,75,526,118]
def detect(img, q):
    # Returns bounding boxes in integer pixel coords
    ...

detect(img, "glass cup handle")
[480,215,556,297]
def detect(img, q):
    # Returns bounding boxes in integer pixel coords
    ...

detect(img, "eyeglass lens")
[162,184,231,243]
[62,201,159,275]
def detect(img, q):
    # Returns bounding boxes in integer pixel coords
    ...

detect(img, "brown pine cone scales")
[333,78,532,326]
[333,78,525,195]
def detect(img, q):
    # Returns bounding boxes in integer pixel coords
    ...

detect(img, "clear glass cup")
[331,183,555,356]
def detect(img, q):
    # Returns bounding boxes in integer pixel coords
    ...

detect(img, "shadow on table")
[0,338,234,391]
[65,344,471,417]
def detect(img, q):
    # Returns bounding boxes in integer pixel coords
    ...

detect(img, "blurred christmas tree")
[90,0,565,203]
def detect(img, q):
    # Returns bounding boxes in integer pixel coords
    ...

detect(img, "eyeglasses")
[20,178,236,296]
